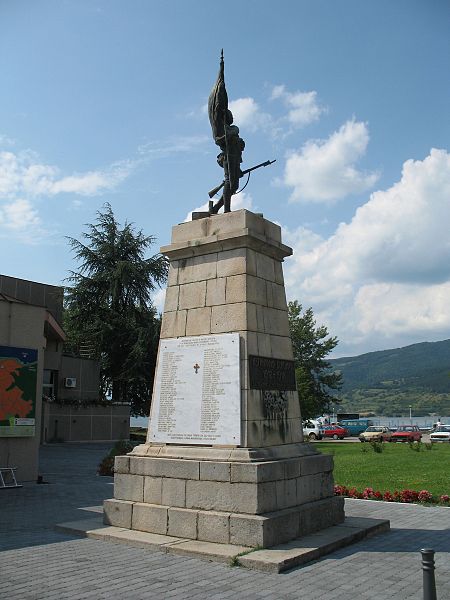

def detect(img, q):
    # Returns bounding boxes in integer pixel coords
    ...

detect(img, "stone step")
[56,514,389,573]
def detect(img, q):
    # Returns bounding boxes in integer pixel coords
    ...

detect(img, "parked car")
[320,425,348,440]
[391,425,422,442]
[302,420,322,440]
[430,425,450,443]
[359,426,392,442]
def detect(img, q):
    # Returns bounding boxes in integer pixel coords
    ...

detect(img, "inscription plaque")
[149,333,241,445]
[248,355,297,391]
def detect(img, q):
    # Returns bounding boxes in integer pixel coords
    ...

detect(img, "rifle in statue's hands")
[208,159,276,199]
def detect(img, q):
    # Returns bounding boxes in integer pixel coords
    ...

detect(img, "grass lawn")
[316,442,450,496]
[130,427,147,441]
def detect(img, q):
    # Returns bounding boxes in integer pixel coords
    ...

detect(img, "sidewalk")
[1,443,449,599]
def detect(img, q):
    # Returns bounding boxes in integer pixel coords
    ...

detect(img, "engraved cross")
[193,363,200,374]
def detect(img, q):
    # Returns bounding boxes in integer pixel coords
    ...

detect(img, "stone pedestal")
[104,210,344,548]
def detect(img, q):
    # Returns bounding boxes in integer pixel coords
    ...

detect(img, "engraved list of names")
[149,333,240,445]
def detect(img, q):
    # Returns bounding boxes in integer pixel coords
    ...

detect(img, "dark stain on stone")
[262,390,289,442]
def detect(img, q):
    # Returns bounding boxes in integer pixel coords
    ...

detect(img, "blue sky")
[1,0,449,356]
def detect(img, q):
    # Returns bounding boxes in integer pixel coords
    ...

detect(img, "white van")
[303,420,322,441]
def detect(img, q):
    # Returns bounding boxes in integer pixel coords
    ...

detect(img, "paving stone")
[1,443,450,600]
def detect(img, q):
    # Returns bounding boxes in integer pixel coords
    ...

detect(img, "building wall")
[44,339,63,371]
[0,301,46,481]
[0,275,63,324]
[42,403,130,443]
[1,275,126,481]
[58,356,100,402]
[41,355,121,443]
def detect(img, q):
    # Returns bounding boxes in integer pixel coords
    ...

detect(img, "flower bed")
[334,484,450,506]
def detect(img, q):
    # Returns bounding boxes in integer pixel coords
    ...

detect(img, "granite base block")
[103,495,343,548]
[114,453,336,516]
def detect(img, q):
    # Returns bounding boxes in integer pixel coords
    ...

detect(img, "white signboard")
[149,333,241,445]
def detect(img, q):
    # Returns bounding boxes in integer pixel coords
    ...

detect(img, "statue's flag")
[208,50,228,145]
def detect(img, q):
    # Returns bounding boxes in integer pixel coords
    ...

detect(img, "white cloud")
[137,135,209,158]
[0,134,15,146]
[0,150,133,199]
[0,199,41,231]
[152,288,166,314]
[229,97,277,136]
[185,191,253,222]
[200,84,323,139]
[0,140,138,240]
[228,98,272,134]
[270,85,285,101]
[287,92,323,127]
[226,190,253,212]
[229,98,259,126]
[354,282,450,336]
[226,87,325,138]
[283,148,450,353]
[270,85,326,127]
[283,119,379,203]
[48,162,132,196]
[0,198,48,244]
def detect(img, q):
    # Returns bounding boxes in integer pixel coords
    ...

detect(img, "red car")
[320,425,348,440]
[391,425,422,442]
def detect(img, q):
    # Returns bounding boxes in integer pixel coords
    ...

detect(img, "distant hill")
[330,339,450,416]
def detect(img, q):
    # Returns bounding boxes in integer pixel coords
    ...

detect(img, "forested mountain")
[330,340,450,416]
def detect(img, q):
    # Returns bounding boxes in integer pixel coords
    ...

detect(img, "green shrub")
[409,441,423,452]
[97,440,134,476]
[370,440,384,453]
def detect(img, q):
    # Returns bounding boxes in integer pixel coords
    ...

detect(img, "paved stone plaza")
[1,443,449,599]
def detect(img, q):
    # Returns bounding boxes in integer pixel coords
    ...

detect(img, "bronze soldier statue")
[212,110,245,213]
[208,51,245,214]
[207,51,275,215]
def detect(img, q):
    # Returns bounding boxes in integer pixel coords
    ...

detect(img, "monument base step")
[104,496,344,547]
[56,514,389,573]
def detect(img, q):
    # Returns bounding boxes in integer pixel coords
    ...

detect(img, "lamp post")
[409,405,412,424]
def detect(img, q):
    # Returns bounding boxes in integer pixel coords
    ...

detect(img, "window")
[42,370,58,401]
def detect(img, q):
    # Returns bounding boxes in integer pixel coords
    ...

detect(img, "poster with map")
[0,345,38,437]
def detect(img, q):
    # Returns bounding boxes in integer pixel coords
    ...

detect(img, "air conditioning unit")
[64,377,77,388]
